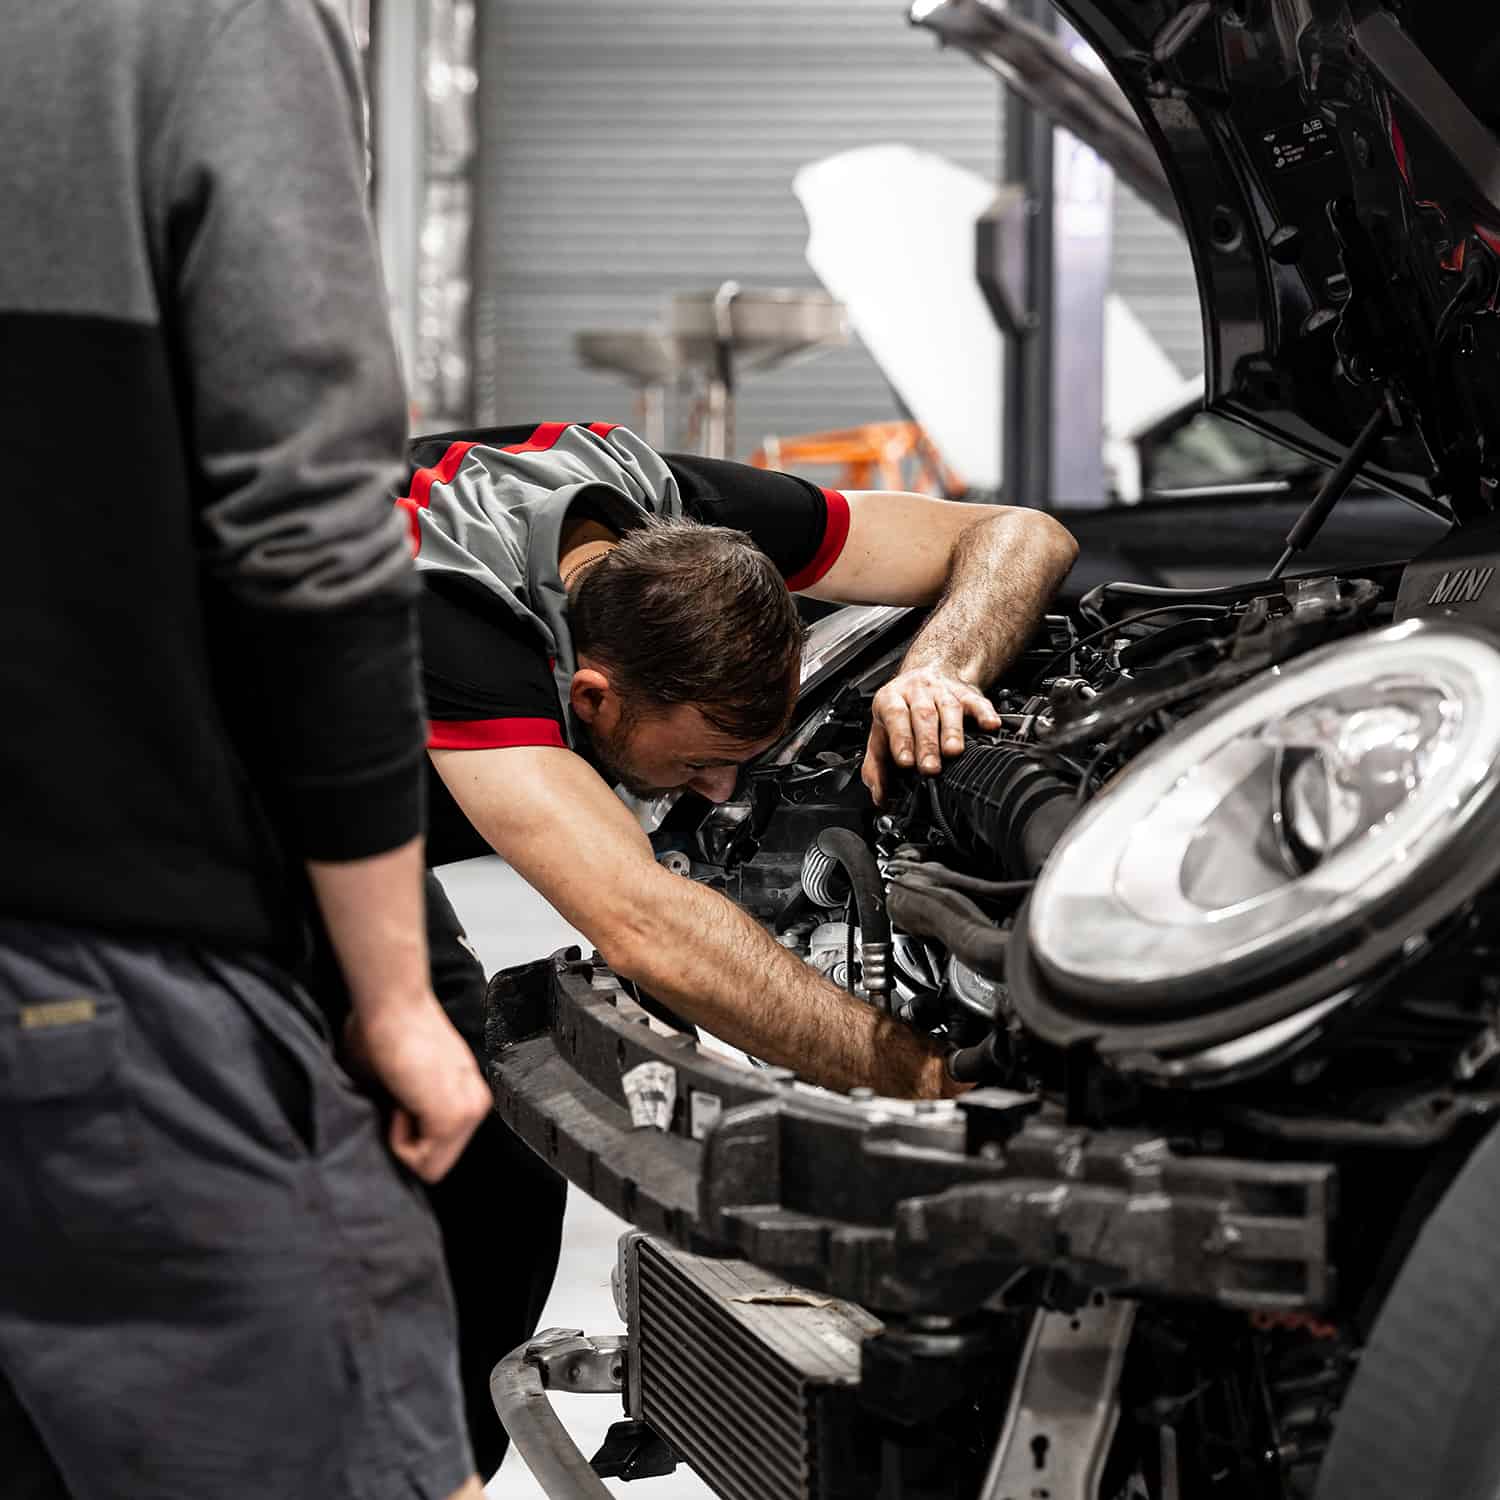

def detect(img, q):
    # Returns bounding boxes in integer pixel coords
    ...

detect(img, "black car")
[489,8,1500,1500]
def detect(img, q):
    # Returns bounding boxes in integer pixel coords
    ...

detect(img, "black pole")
[1269,399,1394,578]
[1002,0,1057,511]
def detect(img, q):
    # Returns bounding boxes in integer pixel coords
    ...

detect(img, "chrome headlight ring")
[1009,621,1500,1063]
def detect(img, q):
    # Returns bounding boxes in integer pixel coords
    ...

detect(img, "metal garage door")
[1112,182,1201,378]
[473,0,1200,459]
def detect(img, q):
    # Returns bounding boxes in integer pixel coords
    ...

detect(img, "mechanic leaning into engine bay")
[356,417,1074,1472]
[406,417,1076,1088]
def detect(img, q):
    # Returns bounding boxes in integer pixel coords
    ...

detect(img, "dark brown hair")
[571,517,804,742]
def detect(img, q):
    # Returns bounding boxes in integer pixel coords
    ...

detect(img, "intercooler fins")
[931,744,1078,878]
[624,1235,880,1500]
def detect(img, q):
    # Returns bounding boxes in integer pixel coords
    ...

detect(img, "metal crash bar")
[490,1329,627,1500]
[492,1308,1141,1500]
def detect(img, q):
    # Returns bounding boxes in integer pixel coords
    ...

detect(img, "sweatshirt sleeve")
[153,0,423,861]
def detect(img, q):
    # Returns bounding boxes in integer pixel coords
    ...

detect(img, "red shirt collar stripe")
[397,439,478,553]
[502,421,572,454]
[408,440,477,508]
[501,420,620,453]
[396,424,619,554]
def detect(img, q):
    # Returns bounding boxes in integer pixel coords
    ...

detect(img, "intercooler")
[620,1235,882,1500]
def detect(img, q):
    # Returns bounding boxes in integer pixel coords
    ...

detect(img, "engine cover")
[1395,514,1500,626]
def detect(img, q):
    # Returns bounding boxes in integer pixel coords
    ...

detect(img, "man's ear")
[569,665,614,728]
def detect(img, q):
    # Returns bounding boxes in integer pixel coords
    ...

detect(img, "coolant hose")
[811,827,891,1002]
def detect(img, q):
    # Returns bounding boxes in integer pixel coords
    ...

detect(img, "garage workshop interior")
[10,4,1500,1500]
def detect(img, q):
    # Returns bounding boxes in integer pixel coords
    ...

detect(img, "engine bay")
[493,547,1500,1500]
[661,542,1500,1107]
[588,546,1500,1495]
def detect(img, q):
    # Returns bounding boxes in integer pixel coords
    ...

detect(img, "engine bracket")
[978,1300,1137,1500]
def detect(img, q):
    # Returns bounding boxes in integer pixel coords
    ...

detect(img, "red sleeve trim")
[587,422,620,438]
[427,717,567,751]
[785,488,851,592]
[397,440,478,553]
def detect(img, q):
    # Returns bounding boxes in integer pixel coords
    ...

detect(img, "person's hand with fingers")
[345,993,492,1183]
[862,665,1001,805]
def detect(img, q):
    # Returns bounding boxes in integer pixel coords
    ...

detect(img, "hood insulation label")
[1262,115,1338,174]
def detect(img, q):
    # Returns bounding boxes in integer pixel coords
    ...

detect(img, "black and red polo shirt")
[399,421,851,865]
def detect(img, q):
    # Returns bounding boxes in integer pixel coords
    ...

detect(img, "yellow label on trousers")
[20,997,98,1030]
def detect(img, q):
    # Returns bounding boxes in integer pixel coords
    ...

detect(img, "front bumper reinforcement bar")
[490,950,1336,1316]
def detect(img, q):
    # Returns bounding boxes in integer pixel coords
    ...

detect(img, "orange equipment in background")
[749,420,965,498]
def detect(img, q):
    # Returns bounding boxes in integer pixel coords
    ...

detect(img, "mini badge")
[1427,566,1494,606]
[621,1060,677,1131]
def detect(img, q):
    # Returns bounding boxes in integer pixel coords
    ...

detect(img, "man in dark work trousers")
[383,418,1078,1473]
[0,2,491,1497]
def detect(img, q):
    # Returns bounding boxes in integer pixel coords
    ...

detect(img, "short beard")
[583,720,674,800]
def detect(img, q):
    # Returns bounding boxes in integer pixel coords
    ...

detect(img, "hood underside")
[1012,1,1500,524]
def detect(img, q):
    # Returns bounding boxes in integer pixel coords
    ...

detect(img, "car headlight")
[1026,621,1500,1014]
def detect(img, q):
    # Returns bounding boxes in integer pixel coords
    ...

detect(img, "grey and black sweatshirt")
[0,0,424,956]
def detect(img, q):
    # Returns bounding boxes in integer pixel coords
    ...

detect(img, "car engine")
[620,549,1500,1498]
[489,597,1500,1500]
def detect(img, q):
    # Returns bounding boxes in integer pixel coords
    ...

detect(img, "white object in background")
[1103,300,1204,503]
[1104,296,1196,440]
[795,144,1003,491]
[794,144,1191,498]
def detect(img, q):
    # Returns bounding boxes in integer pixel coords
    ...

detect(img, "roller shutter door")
[473,0,1201,459]
[473,0,1000,455]
[1112,181,1202,378]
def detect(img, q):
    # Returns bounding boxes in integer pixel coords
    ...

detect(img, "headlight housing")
[1013,622,1500,1046]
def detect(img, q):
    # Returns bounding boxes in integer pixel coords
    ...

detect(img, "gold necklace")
[560,547,612,591]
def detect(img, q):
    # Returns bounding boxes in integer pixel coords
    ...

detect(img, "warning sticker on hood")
[1262,115,1338,174]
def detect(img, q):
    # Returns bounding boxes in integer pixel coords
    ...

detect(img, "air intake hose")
[799,828,890,1001]
[932,745,1077,878]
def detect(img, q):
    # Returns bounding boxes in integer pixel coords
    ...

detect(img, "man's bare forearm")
[901,511,1077,688]
[613,869,950,1098]
[306,836,431,1019]
[432,744,954,1098]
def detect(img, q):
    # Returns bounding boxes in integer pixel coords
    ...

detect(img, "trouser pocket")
[197,952,327,1157]
[0,936,165,1251]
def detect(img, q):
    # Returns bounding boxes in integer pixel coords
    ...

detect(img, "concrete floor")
[435,857,712,1500]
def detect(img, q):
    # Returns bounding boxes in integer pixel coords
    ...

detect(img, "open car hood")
[918,0,1500,524]
[911,0,1179,225]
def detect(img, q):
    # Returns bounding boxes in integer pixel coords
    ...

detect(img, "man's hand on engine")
[862,666,1000,806]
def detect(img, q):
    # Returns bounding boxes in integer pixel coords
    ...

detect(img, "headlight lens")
[1029,622,1500,1001]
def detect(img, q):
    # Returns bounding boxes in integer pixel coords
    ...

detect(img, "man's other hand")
[862,666,1000,806]
[346,996,492,1183]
